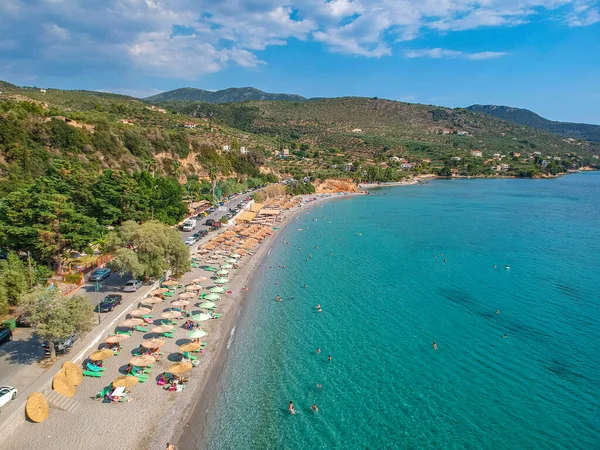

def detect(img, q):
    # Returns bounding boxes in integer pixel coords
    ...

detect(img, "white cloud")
[404,48,509,59]
[0,0,596,80]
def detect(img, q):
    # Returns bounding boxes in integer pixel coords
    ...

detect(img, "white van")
[181,219,197,232]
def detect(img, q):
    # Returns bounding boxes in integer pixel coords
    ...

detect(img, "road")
[0,190,257,391]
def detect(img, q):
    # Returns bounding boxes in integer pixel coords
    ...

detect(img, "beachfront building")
[184,122,196,128]
[401,163,414,169]
[451,156,462,161]
[389,156,401,163]
[457,131,469,136]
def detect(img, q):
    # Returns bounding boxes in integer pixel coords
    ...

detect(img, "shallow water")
[204,173,600,449]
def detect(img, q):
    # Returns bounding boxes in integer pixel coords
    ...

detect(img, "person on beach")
[166,443,175,450]
[311,404,319,413]
[432,342,438,350]
[243,286,249,292]
[289,401,296,414]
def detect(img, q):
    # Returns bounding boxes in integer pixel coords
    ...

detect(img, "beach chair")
[135,325,148,332]
[163,332,174,339]
[116,330,132,336]
[143,317,153,324]
[86,362,105,372]
[213,313,222,319]
[142,314,153,319]
[164,292,174,297]
[183,352,198,361]
[95,385,112,399]
[84,370,103,378]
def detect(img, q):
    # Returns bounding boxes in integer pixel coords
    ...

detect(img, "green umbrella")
[220,264,233,269]
[189,313,212,322]
[198,301,216,309]
[230,253,241,258]
[214,277,229,284]
[225,258,236,264]
[187,329,207,339]
[216,269,229,275]
[204,266,217,272]
[210,286,226,293]
[204,293,220,301]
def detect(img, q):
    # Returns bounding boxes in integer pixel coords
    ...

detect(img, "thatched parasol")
[151,324,175,334]
[185,284,203,292]
[161,311,182,319]
[52,372,76,398]
[141,338,166,349]
[129,307,152,317]
[192,277,208,283]
[61,361,83,386]
[162,280,178,287]
[179,342,201,352]
[113,375,139,388]
[106,334,130,344]
[141,297,163,305]
[170,300,190,307]
[167,362,193,375]
[89,349,114,361]
[119,318,144,328]
[152,288,169,295]
[26,393,49,423]
[130,355,156,367]
[178,292,196,299]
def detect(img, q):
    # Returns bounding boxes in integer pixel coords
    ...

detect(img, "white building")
[352,128,362,133]
[222,145,230,151]
[240,146,248,155]
[471,150,483,157]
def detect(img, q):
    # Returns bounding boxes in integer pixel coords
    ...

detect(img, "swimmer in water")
[432,342,438,350]
[289,401,296,414]
[503,334,507,339]
[505,265,510,270]
[494,265,497,269]
[318,308,322,313]
[443,259,446,263]
[495,310,500,314]
[316,304,321,309]
[328,355,332,362]
[304,284,307,288]
[316,348,321,354]
[311,404,319,413]
[276,295,282,302]
[316,383,322,390]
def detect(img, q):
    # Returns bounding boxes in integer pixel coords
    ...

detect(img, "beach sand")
[2,193,354,450]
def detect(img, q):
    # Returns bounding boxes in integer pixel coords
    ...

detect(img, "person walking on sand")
[432,342,438,350]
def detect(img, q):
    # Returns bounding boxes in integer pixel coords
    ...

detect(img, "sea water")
[204,174,600,449]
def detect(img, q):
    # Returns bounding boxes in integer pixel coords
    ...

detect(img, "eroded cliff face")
[314,179,359,193]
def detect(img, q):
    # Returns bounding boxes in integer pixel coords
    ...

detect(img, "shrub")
[64,273,83,284]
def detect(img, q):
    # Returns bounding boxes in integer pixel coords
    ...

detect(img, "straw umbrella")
[179,342,201,352]
[192,277,208,283]
[162,280,178,287]
[168,362,193,375]
[61,361,83,387]
[161,311,182,320]
[119,318,144,328]
[141,297,163,305]
[178,292,196,299]
[152,288,169,295]
[106,335,130,346]
[129,355,156,367]
[151,324,175,334]
[129,307,152,317]
[141,338,166,349]
[89,349,114,361]
[171,300,190,307]
[26,393,49,423]
[185,284,203,292]
[113,375,139,388]
[52,372,76,398]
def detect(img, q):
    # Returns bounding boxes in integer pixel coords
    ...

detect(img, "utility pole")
[27,251,33,288]
[96,281,101,325]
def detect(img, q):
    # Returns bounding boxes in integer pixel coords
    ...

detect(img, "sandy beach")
[1,193,356,450]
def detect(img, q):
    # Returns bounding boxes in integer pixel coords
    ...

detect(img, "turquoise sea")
[204,174,600,449]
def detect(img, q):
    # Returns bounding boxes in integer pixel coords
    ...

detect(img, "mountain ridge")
[145,87,307,104]
[467,104,600,142]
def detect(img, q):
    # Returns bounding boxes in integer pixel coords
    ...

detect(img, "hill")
[163,97,599,163]
[145,87,306,104]
[467,105,600,143]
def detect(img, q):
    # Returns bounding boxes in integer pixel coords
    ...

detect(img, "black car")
[16,314,33,327]
[95,294,123,313]
[0,327,12,345]
[205,219,215,226]
[192,233,201,239]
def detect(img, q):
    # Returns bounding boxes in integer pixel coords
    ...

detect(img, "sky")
[1,0,599,123]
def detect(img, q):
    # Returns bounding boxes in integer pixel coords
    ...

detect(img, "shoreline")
[173,193,359,449]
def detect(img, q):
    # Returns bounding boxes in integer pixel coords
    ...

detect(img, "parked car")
[0,327,13,345]
[122,279,143,292]
[89,268,112,282]
[42,333,78,356]
[16,314,33,327]
[192,233,201,239]
[205,219,215,226]
[0,386,17,408]
[184,237,196,246]
[95,294,123,313]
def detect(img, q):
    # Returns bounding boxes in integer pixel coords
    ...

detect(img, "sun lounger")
[213,313,222,319]
[95,386,112,399]
[86,362,105,372]
[143,318,153,324]
[183,352,198,361]
[163,332,174,338]
[84,370,103,378]
[164,292,174,297]
[135,325,148,332]
[116,330,132,335]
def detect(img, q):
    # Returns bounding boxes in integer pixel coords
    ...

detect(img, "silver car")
[122,280,143,292]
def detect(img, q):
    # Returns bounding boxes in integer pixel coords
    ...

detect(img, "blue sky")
[1,0,599,123]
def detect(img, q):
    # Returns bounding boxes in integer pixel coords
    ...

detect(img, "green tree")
[19,286,93,360]
[107,220,190,279]
[0,252,30,307]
